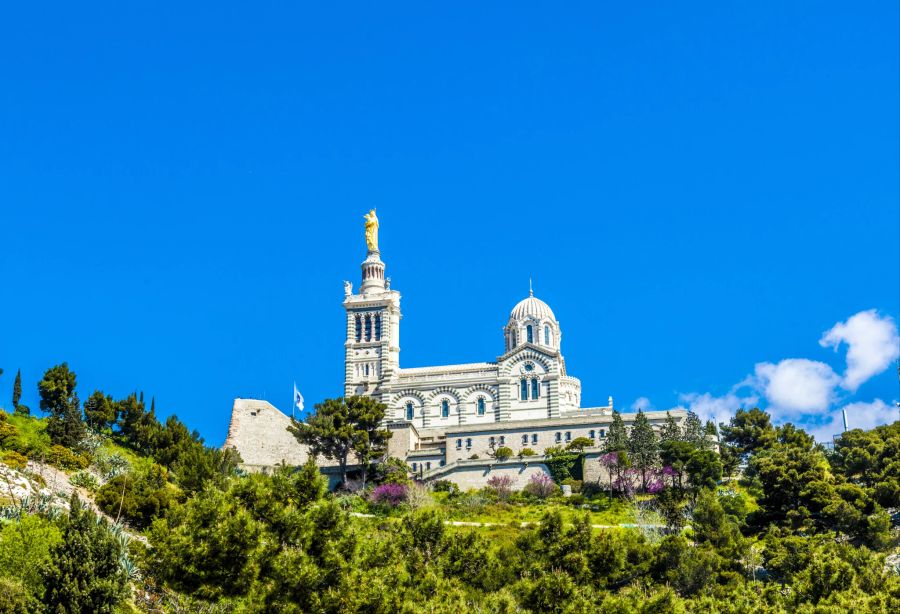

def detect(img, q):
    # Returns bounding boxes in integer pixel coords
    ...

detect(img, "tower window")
[512,330,517,347]
[526,325,533,343]
[405,403,414,421]
[544,325,550,345]
[365,364,370,376]
[364,315,372,341]
[520,379,528,400]
[477,397,486,415]
[374,314,382,340]
[355,315,362,342]
[531,378,539,399]
[441,400,449,418]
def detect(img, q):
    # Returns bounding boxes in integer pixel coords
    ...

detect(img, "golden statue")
[364,208,379,252]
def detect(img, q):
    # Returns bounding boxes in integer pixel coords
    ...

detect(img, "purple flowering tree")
[486,474,516,501]
[370,483,407,506]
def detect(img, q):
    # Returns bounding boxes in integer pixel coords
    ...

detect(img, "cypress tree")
[660,411,682,444]
[12,368,22,410]
[603,410,628,453]
[683,411,705,449]
[627,409,659,491]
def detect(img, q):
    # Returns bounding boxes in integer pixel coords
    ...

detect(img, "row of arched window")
[404,397,488,420]
[509,324,554,350]
[354,313,382,342]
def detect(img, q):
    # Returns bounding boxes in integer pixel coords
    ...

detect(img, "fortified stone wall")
[224,399,310,471]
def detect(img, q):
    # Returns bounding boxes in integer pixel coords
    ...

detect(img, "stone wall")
[224,399,310,471]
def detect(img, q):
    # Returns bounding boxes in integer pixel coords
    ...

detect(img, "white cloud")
[805,399,897,442]
[753,358,840,417]
[820,309,899,392]
[631,397,654,411]
[678,390,758,428]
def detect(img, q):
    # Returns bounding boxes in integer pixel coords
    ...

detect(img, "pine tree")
[39,363,86,448]
[660,411,682,444]
[84,390,116,431]
[604,411,628,453]
[41,494,127,613]
[627,409,659,491]
[683,411,704,449]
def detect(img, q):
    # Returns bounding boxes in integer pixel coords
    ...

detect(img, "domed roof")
[510,292,556,322]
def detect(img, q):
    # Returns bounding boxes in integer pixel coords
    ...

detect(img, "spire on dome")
[529,278,533,297]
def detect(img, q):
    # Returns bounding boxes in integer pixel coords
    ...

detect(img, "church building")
[225,211,685,489]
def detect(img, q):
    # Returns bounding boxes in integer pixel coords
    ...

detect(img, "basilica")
[225,211,684,489]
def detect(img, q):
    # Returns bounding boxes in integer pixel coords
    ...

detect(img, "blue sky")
[1,2,897,444]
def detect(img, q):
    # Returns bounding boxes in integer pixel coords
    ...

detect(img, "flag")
[293,383,304,414]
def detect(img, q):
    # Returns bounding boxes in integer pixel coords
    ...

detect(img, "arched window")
[477,397,486,415]
[531,378,539,399]
[589,430,595,439]
[600,429,606,438]
[456,439,462,449]
[374,314,382,340]
[499,436,505,445]
[544,325,550,345]
[441,400,449,418]
[411,462,417,472]
[520,379,528,400]
[565,431,572,442]
[405,403,414,420]
[365,364,370,376]
[364,315,372,341]
[521,434,528,445]
[555,432,561,443]
[355,315,362,342]
[511,330,517,347]
[465,438,472,449]
[526,325,533,343]
[531,434,538,444]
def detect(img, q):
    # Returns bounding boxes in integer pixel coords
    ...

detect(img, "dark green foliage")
[542,447,582,482]
[660,411,681,443]
[565,436,593,452]
[11,368,22,410]
[627,409,658,491]
[39,363,86,449]
[95,464,176,528]
[493,445,513,460]
[604,410,628,452]
[41,495,127,613]
[288,396,391,486]
[682,410,707,450]
[685,449,722,491]
[83,390,116,431]
[720,407,776,457]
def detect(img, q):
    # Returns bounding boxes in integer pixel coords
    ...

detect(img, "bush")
[519,448,536,457]
[493,446,513,461]
[375,457,411,486]
[91,450,131,480]
[95,465,175,528]
[581,481,605,498]
[47,444,89,470]
[70,471,100,492]
[486,474,516,501]
[568,494,587,506]
[1,450,27,470]
[523,473,558,499]
[370,483,407,507]
[469,454,480,460]
[561,478,583,493]
[566,437,594,452]
[432,480,458,494]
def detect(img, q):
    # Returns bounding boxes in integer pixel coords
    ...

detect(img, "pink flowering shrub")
[370,483,407,506]
[523,472,558,499]
[486,474,516,501]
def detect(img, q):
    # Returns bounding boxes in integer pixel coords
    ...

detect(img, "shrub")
[561,478,583,493]
[566,437,594,452]
[486,474,516,501]
[375,457,411,486]
[432,480,458,494]
[581,481,605,498]
[523,473,558,499]
[370,483,407,507]
[493,446,513,461]
[47,444,89,471]
[469,454,480,460]
[92,450,131,480]
[405,482,434,510]
[70,471,100,492]
[519,448,536,457]
[95,465,175,528]
[1,450,27,470]
[0,413,20,448]
[568,493,587,506]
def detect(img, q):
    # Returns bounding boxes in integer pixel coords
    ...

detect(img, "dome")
[510,292,556,322]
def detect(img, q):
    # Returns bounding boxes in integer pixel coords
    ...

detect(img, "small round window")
[524,363,534,372]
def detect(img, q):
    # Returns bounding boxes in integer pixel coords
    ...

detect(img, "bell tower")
[343,210,400,399]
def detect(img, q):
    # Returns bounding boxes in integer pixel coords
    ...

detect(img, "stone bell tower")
[343,210,401,400]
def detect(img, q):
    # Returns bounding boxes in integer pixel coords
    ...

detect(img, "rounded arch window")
[441,399,450,418]
[531,378,539,399]
[526,324,533,343]
[477,397,486,416]
[405,402,414,420]
[544,325,551,345]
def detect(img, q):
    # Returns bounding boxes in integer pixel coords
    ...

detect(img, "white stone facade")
[225,231,686,489]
